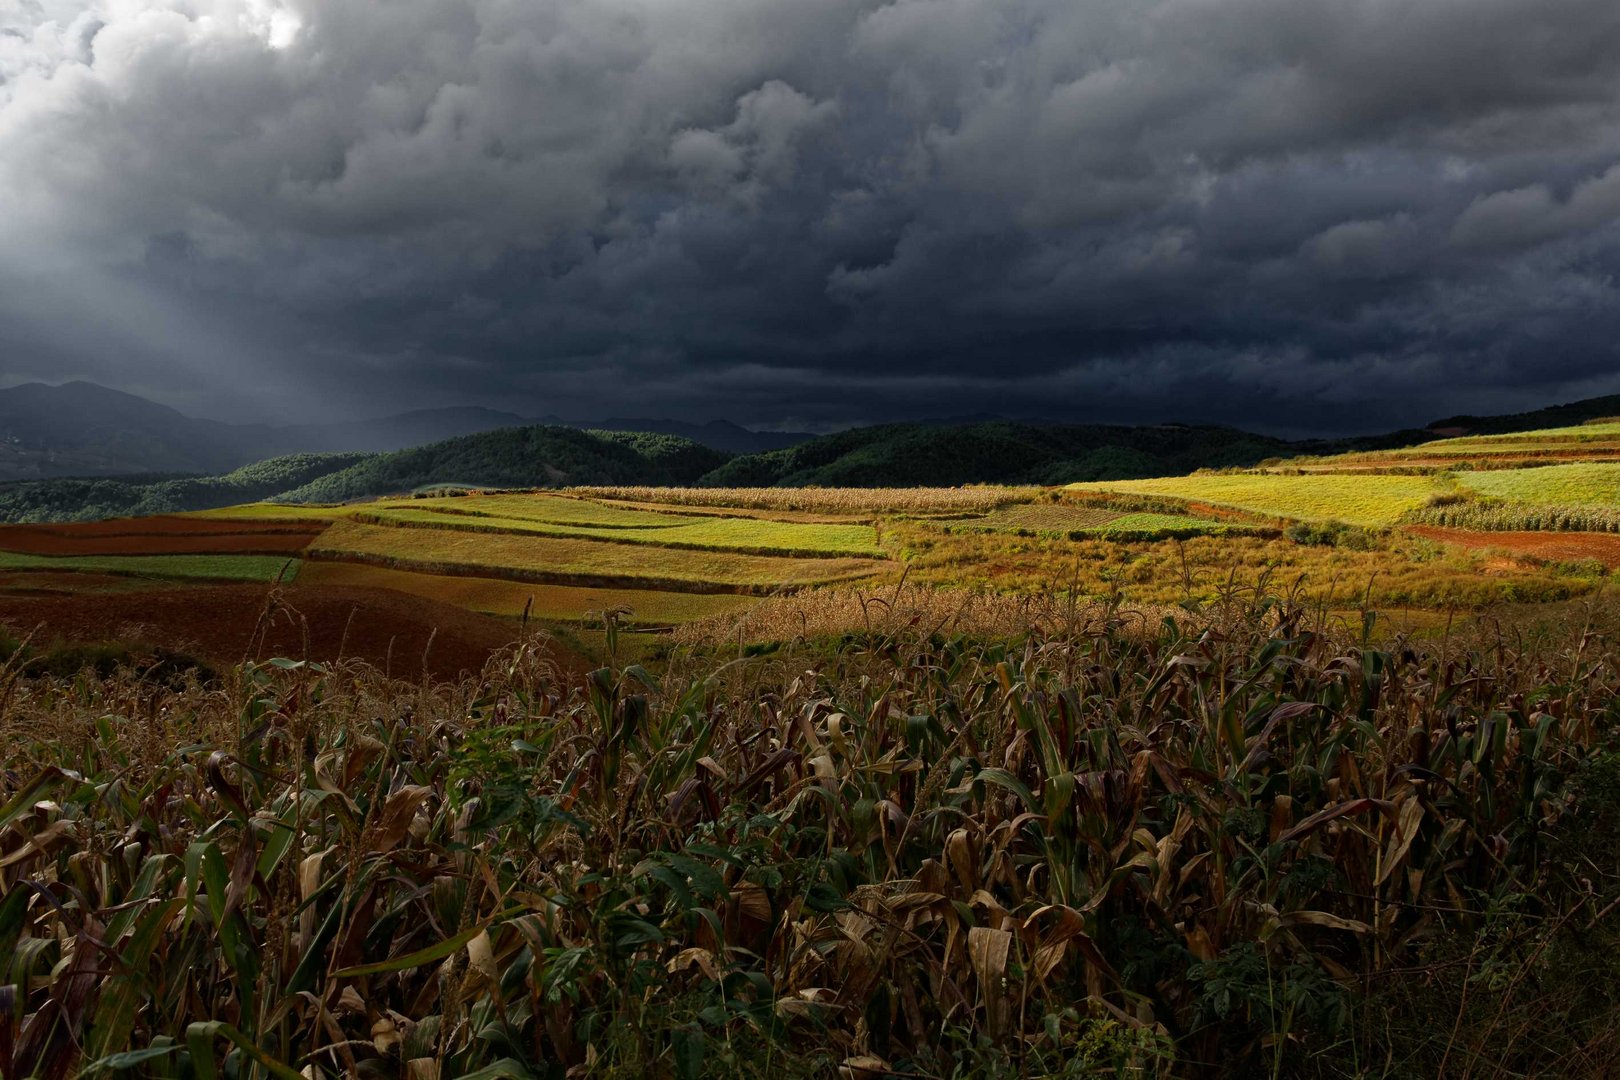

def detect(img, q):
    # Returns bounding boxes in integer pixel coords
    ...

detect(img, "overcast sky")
[4,0,1620,433]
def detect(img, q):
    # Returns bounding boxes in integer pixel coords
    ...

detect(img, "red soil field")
[0,516,325,556]
[1408,526,1620,568]
[0,582,567,680]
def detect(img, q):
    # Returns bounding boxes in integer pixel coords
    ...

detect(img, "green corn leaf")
[331,921,487,977]
[185,1021,305,1080]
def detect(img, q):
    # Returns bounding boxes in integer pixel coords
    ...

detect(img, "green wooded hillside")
[698,420,1303,487]
[0,453,368,523]
[276,427,729,503]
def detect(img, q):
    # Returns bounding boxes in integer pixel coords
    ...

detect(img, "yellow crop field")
[1069,473,1442,526]
[296,562,758,624]
[309,519,887,591]
[586,498,872,524]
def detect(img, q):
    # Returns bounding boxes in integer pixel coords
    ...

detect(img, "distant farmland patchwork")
[4,429,1620,671]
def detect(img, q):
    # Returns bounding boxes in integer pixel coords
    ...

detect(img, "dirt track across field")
[1407,526,1620,568]
[0,580,570,680]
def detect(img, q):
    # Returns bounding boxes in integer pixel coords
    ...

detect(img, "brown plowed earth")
[0,517,323,556]
[1407,526,1620,568]
[0,582,575,680]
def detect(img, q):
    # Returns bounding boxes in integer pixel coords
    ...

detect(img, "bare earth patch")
[1408,526,1620,568]
[0,516,324,556]
[0,582,553,679]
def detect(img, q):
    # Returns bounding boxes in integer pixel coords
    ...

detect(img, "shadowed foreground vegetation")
[3,590,1620,1078]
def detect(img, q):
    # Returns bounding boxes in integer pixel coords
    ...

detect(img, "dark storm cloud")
[4,0,1620,431]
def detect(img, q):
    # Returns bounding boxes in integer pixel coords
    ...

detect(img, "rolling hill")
[0,381,811,481]
[275,427,729,503]
[12,384,1620,522]
[0,453,369,523]
[698,420,1311,487]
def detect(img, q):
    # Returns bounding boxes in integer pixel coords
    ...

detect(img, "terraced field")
[0,492,897,666]
[0,518,320,555]
[308,519,883,592]
[1068,473,1442,526]
[352,505,883,556]
[6,451,1620,672]
[403,492,706,527]
[296,562,760,625]
[0,551,299,581]
[1458,462,1620,506]
[1286,421,1620,472]
[946,502,1268,539]
[572,485,1033,514]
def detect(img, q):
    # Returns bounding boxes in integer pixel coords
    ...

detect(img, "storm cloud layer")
[4,0,1620,431]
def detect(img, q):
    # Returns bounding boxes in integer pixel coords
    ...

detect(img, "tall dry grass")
[3,594,1619,1078]
[671,581,1186,647]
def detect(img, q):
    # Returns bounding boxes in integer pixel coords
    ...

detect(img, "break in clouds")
[4,0,1620,432]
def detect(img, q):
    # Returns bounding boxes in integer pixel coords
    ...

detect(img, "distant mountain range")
[0,381,811,481]
[3,379,1618,523]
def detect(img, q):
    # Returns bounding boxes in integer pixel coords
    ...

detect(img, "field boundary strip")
[568,484,1037,515]
[346,509,884,559]
[301,548,881,596]
[387,504,677,530]
[575,497,878,524]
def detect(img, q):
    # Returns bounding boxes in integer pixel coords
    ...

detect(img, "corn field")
[1405,499,1620,534]
[3,595,1619,1078]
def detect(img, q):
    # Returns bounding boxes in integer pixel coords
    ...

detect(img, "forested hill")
[0,428,727,522]
[699,420,1313,487]
[271,421,1329,499]
[0,453,368,523]
[274,427,729,503]
[1427,394,1620,436]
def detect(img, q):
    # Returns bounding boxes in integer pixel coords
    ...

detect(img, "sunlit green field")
[1089,511,1252,535]
[0,552,299,581]
[1069,473,1443,526]
[1458,462,1620,506]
